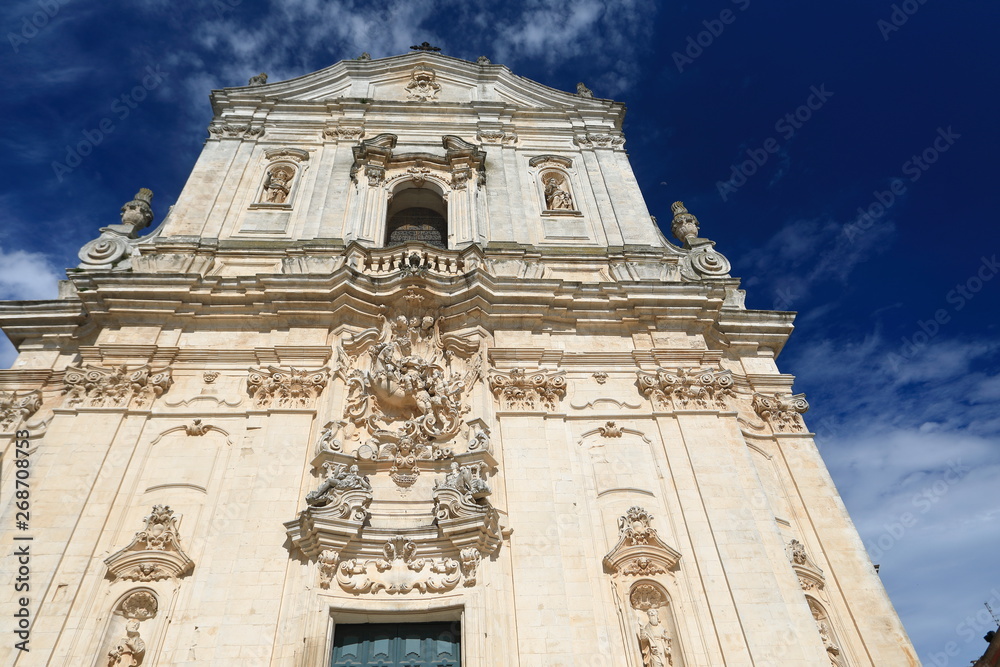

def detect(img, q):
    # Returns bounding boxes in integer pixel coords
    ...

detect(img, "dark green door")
[331,622,460,666]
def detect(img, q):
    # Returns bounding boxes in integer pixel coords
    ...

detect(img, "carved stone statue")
[477,56,491,65]
[357,52,371,60]
[637,608,673,667]
[262,165,294,204]
[306,463,372,507]
[544,177,574,210]
[435,461,491,500]
[248,72,267,86]
[107,620,145,667]
[576,82,593,97]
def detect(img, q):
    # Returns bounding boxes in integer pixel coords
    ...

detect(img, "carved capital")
[324,125,365,142]
[636,367,735,411]
[574,133,625,149]
[63,364,173,409]
[488,368,566,411]
[208,123,264,139]
[753,392,809,432]
[0,390,41,431]
[246,366,329,409]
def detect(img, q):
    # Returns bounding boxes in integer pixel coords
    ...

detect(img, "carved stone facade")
[0,50,918,666]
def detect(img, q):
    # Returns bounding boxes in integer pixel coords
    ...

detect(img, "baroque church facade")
[0,51,919,666]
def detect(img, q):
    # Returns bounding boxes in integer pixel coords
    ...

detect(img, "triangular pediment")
[211,52,621,113]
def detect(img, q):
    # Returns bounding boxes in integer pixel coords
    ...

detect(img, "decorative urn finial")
[119,188,154,235]
[670,201,700,245]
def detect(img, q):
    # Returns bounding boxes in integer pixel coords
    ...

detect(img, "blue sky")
[2,0,998,662]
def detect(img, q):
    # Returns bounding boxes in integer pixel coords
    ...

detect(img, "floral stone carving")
[406,66,441,101]
[0,390,41,431]
[753,392,809,432]
[305,462,373,522]
[337,298,484,485]
[105,505,194,581]
[636,367,735,411]
[604,507,681,577]
[488,368,566,411]
[64,364,173,409]
[247,366,329,409]
[334,536,462,595]
[788,539,826,592]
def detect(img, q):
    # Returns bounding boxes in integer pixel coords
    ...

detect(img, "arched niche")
[94,588,159,667]
[807,597,849,666]
[628,580,686,667]
[529,155,580,214]
[385,182,449,248]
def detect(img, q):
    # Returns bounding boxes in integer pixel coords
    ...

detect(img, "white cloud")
[0,246,61,300]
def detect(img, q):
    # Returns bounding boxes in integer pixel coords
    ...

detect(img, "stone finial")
[576,82,593,98]
[670,201,700,245]
[357,52,371,60]
[248,72,268,86]
[477,56,491,65]
[119,188,154,234]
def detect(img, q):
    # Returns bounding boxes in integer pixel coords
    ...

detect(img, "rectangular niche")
[239,210,291,233]
[330,622,461,666]
[542,213,591,240]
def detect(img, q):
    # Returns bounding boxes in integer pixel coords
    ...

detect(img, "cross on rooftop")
[410,42,441,52]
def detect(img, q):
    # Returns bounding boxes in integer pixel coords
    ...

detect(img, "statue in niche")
[107,620,145,667]
[306,463,372,507]
[262,165,294,204]
[637,608,674,667]
[544,176,574,210]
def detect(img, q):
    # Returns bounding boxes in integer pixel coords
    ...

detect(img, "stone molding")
[63,364,173,409]
[488,368,567,411]
[105,505,194,582]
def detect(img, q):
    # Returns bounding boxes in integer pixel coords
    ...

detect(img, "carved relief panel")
[284,289,503,595]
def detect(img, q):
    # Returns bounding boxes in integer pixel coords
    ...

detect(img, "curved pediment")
[211,52,623,115]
